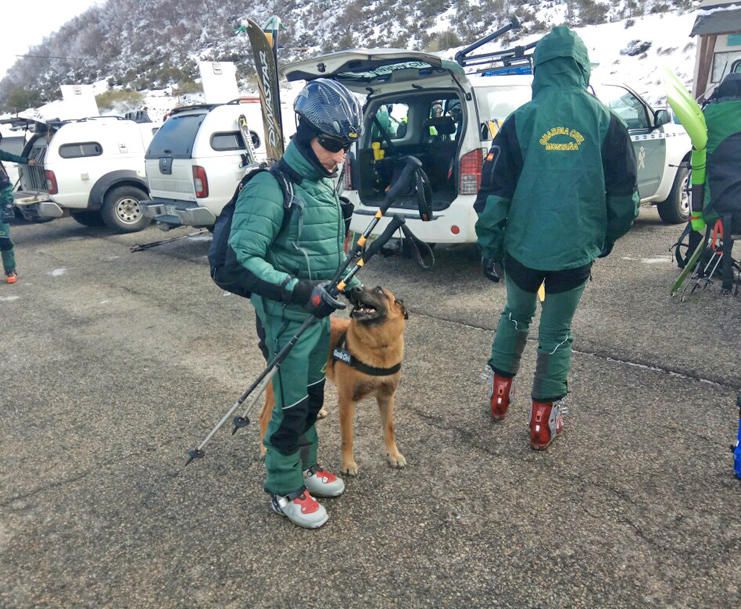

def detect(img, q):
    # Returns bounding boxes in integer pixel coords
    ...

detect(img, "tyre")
[100,185,150,233]
[657,165,690,224]
[71,210,105,227]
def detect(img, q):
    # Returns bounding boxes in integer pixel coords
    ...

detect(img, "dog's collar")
[332,332,401,376]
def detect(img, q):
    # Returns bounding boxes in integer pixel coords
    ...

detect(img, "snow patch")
[49,268,67,277]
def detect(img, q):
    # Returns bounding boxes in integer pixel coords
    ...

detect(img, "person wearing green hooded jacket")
[228,79,363,529]
[475,26,639,450]
[0,139,34,284]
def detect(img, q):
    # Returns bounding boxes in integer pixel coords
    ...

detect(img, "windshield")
[475,84,532,139]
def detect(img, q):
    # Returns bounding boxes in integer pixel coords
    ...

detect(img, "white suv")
[142,98,292,229]
[10,114,157,232]
[285,48,692,246]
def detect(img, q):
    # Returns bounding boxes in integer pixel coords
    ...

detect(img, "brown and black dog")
[259,286,408,475]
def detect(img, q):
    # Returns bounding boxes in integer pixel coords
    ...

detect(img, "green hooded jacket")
[475,26,639,270]
[228,140,356,320]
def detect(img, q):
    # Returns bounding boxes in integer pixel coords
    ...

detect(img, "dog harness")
[331,332,402,376]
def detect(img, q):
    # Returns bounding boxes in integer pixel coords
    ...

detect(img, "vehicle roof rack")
[455,17,536,75]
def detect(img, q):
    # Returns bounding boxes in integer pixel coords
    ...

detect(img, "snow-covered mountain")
[0,0,701,114]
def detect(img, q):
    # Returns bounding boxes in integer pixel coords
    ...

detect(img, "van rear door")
[145,110,206,202]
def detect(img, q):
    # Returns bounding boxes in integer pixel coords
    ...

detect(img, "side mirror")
[654,109,671,128]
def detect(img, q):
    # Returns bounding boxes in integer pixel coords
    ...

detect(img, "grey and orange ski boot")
[270,488,328,529]
[303,465,345,498]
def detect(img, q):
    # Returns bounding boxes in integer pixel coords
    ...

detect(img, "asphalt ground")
[1,208,739,609]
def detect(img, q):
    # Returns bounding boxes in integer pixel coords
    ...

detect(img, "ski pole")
[229,214,407,435]
[184,158,423,465]
[226,157,425,433]
[130,229,209,252]
[185,215,405,465]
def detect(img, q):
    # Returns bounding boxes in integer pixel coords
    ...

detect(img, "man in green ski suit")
[0,139,33,284]
[228,79,362,529]
[475,26,639,450]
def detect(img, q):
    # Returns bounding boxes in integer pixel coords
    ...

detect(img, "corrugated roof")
[692,2,741,35]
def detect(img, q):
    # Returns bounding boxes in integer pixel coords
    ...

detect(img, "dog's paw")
[387,452,407,469]
[340,460,359,476]
[317,407,329,420]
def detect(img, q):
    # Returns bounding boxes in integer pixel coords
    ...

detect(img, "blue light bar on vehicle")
[481,65,533,77]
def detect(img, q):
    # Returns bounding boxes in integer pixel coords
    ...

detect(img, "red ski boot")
[489,374,514,421]
[529,400,563,450]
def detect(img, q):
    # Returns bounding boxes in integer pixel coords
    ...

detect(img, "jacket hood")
[532,26,591,95]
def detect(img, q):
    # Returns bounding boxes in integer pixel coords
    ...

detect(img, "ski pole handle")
[380,156,422,214]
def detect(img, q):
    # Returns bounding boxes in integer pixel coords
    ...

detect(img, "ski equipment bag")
[208,164,294,298]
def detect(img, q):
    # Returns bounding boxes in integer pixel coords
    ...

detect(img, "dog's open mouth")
[350,302,380,321]
[349,286,388,323]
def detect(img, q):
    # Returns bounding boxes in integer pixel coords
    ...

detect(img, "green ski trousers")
[258,310,330,496]
[0,185,15,274]
[489,271,588,401]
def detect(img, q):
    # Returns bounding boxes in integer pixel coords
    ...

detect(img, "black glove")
[598,241,614,258]
[296,280,346,318]
[481,257,502,283]
[343,285,364,307]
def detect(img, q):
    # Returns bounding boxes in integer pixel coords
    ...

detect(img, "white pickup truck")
[5,113,157,232]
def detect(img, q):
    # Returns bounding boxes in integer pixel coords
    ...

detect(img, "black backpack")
[208,164,294,298]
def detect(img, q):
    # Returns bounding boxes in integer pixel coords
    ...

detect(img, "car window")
[145,113,205,159]
[58,142,103,158]
[598,85,649,130]
[734,60,741,74]
[712,51,741,83]
[369,104,409,141]
[475,85,531,139]
[0,135,26,157]
[210,130,259,151]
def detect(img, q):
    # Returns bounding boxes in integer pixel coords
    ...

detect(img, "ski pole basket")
[455,17,536,76]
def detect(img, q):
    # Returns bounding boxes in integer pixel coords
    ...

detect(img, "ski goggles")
[317,134,353,153]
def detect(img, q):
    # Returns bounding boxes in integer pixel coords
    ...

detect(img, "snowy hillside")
[451,11,699,105]
[0,0,701,116]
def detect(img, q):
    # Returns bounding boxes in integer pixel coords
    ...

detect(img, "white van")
[12,113,157,232]
[142,98,293,229]
[285,48,692,245]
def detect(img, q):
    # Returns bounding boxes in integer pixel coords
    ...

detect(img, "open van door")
[285,49,465,92]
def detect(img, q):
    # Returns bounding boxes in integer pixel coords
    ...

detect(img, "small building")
[691,0,741,99]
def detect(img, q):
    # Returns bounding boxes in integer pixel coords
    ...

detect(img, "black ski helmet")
[294,78,362,144]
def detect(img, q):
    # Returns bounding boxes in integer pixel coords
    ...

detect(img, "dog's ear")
[395,298,409,320]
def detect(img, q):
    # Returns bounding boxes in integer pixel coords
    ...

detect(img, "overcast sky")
[0,0,105,80]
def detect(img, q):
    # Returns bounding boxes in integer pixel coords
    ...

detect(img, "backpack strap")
[269,161,304,238]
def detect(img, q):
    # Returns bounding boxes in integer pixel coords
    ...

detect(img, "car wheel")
[657,165,690,224]
[71,210,105,227]
[101,185,150,233]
